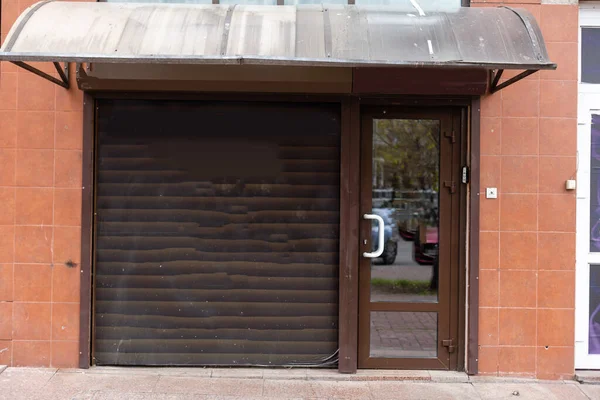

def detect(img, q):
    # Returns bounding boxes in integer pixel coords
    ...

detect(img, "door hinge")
[462,166,469,184]
[444,130,456,143]
[442,339,456,353]
[443,181,456,194]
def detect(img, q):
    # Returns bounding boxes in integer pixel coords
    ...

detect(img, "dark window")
[582,27,600,84]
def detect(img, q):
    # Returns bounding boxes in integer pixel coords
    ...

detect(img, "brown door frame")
[78,93,475,373]
[356,106,462,370]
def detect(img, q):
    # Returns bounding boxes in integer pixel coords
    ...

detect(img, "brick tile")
[12,340,51,367]
[515,4,540,21]
[499,308,536,346]
[0,148,16,185]
[480,94,502,118]
[14,226,52,264]
[537,309,574,347]
[55,111,83,150]
[1,61,18,73]
[539,118,576,157]
[51,340,79,368]
[0,302,12,339]
[536,346,575,380]
[15,188,53,225]
[0,226,15,263]
[0,264,13,301]
[538,270,575,309]
[480,117,501,155]
[52,265,80,303]
[502,80,539,118]
[540,81,577,119]
[52,303,79,341]
[56,67,84,112]
[0,0,19,35]
[501,118,538,155]
[501,156,538,193]
[538,194,575,232]
[0,110,17,148]
[480,231,499,270]
[0,340,12,365]
[499,232,537,270]
[478,347,498,374]
[15,149,53,187]
[54,150,82,188]
[538,233,575,270]
[17,73,55,111]
[541,42,577,81]
[0,73,17,110]
[500,194,537,231]
[539,157,576,193]
[481,156,501,191]
[499,270,536,308]
[479,269,499,307]
[16,111,55,150]
[0,187,15,225]
[540,4,578,43]
[18,0,42,13]
[53,226,81,265]
[479,308,499,346]
[498,347,536,375]
[54,188,82,226]
[480,198,499,231]
[13,264,52,302]
[13,302,51,340]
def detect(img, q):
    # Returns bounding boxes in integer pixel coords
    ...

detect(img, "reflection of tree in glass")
[373,119,440,192]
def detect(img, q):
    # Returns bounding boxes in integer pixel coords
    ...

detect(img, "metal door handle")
[363,213,384,258]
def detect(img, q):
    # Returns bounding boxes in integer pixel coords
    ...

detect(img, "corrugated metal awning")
[0,1,556,90]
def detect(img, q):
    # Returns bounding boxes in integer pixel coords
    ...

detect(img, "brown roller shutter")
[93,99,340,366]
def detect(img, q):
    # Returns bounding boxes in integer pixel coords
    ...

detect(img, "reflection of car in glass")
[411,196,439,266]
[413,225,438,265]
[371,208,399,265]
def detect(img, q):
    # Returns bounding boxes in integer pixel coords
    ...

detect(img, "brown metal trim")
[456,107,469,372]
[447,107,463,371]
[86,91,343,103]
[79,92,95,369]
[467,97,481,375]
[338,97,361,374]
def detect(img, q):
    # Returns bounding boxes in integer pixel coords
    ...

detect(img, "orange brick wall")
[1,0,84,367]
[475,2,578,380]
[0,0,578,376]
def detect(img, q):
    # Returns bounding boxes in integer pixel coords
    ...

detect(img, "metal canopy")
[0,1,556,91]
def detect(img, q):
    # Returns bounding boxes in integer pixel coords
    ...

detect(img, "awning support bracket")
[11,61,70,89]
[489,69,537,94]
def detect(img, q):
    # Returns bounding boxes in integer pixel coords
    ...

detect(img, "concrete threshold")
[576,370,600,385]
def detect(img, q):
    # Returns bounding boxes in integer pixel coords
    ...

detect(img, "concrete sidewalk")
[1,366,599,400]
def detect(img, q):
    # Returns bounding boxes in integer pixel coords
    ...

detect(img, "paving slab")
[154,376,264,397]
[0,368,58,400]
[472,382,590,400]
[368,382,481,400]
[579,383,600,399]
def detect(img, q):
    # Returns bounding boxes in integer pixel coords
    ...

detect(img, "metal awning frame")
[489,69,538,94]
[0,2,556,94]
[11,60,70,89]
[10,59,544,94]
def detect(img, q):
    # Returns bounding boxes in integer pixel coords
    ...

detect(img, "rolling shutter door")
[93,100,341,366]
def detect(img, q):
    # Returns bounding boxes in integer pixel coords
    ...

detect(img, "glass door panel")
[358,108,460,370]
[369,119,440,304]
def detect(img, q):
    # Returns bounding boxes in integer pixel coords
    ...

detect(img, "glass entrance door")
[358,108,461,369]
